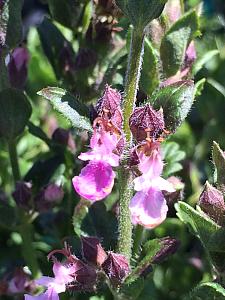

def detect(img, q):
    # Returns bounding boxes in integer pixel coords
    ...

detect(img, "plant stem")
[123,28,145,144]
[118,28,145,262]
[118,167,133,261]
[8,140,21,182]
[8,139,41,278]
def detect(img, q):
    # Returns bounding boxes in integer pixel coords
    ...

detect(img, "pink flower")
[24,262,75,300]
[129,143,174,229]
[72,129,120,202]
[72,160,115,201]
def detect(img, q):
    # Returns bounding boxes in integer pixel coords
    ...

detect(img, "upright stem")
[8,139,41,278]
[8,140,21,182]
[118,28,145,261]
[123,28,145,144]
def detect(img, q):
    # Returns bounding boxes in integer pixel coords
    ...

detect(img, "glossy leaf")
[0,88,32,140]
[115,0,167,30]
[37,87,92,132]
[160,10,199,76]
[149,80,195,132]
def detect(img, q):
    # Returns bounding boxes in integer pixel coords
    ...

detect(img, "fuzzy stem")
[123,28,145,144]
[118,167,134,261]
[118,28,145,262]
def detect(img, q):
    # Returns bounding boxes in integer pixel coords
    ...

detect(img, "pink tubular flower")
[24,262,75,300]
[129,142,174,229]
[72,127,120,202]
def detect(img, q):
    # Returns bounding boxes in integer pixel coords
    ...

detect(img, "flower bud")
[198,182,225,225]
[12,181,32,210]
[8,47,29,89]
[129,104,165,142]
[81,236,107,266]
[73,264,97,291]
[52,128,76,151]
[96,84,123,129]
[35,184,64,212]
[102,252,130,286]
[152,237,180,264]
[75,48,97,70]
[59,42,76,75]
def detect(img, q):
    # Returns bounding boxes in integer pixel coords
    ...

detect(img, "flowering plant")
[0,0,225,299]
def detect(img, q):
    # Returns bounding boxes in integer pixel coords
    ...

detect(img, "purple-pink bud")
[12,181,32,210]
[8,47,29,89]
[81,236,107,266]
[35,184,64,212]
[102,252,130,286]
[52,128,76,151]
[129,104,165,142]
[198,182,225,225]
[151,237,180,264]
[95,85,123,129]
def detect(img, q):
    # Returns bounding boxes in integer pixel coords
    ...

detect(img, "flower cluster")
[24,237,130,299]
[72,85,175,229]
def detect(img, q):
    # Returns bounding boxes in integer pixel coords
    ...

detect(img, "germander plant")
[0,0,225,299]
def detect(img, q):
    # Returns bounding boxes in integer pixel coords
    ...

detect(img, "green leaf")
[125,239,162,284]
[37,87,92,132]
[192,50,219,75]
[187,282,225,300]
[212,142,225,194]
[0,88,32,140]
[0,0,23,48]
[37,18,76,80]
[150,80,195,132]
[47,0,83,30]
[115,0,167,30]
[140,39,159,96]
[175,202,219,248]
[0,203,16,229]
[161,141,186,177]
[82,1,93,36]
[160,10,199,76]
[27,122,53,148]
[194,78,206,98]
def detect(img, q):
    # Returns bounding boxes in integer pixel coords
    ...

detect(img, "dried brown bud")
[198,181,225,225]
[129,104,165,142]
[102,252,130,286]
[81,236,107,266]
[152,237,180,264]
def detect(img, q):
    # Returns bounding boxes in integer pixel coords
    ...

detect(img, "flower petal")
[129,188,168,229]
[152,177,175,192]
[72,161,115,201]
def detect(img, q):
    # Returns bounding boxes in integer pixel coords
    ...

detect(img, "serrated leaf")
[115,0,167,30]
[140,39,159,96]
[149,80,195,132]
[212,142,225,195]
[160,10,199,76]
[0,88,32,140]
[175,202,219,248]
[37,18,75,80]
[187,282,225,300]
[0,0,23,48]
[37,87,92,132]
